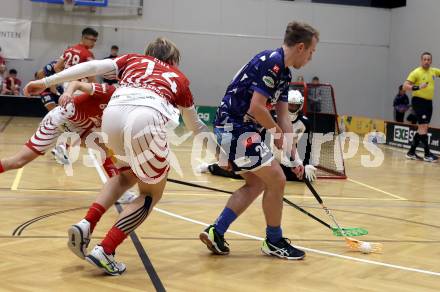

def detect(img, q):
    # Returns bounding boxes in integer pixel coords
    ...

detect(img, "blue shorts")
[40,92,60,107]
[214,124,274,173]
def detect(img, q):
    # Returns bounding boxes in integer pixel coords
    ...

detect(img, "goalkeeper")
[197,90,317,182]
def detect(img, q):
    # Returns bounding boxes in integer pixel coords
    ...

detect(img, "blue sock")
[214,207,237,236]
[266,225,282,243]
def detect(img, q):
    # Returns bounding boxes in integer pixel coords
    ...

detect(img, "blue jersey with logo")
[43,61,57,77]
[214,47,292,128]
[43,61,64,95]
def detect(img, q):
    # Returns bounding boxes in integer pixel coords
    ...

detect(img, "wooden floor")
[1,116,440,292]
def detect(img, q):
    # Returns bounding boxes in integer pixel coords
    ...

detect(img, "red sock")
[85,202,106,232]
[0,161,4,173]
[103,157,119,178]
[101,226,128,255]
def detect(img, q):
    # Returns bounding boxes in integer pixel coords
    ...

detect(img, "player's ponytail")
[145,37,181,66]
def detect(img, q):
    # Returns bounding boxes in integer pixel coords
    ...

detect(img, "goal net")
[290,82,346,179]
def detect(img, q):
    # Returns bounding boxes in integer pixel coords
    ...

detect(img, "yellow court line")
[347,178,407,201]
[11,168,24,191]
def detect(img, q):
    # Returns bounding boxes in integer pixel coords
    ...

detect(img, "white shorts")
[102,105,170,183]
[26,107,94,155]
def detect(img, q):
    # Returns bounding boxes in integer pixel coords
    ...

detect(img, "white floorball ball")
[359,242,373,254]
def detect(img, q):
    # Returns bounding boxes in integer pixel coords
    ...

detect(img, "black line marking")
[168,178,440,232]
[2,235,440,244]
[0,235,105,239]
[114,203,166,292]
[0,116,13,133]
[12,207,88,236]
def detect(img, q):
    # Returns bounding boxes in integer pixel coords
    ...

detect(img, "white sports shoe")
[67,219,91,259]
[51,144,70,165]
[196,162,210,173]
[117,190,138,204]
[86,245,126,276]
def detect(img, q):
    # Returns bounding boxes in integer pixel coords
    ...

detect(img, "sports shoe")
[51,144,70,165]
[261,237,305,260]
[405,151,422,160]
[117,190,138,204]
[196,162,210,173]
[67,219,91,259]
[199,225,230,255]
[424,152,439,162]
[86,245,126,276]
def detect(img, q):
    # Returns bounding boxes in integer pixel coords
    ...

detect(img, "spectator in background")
[393,85,409,122]
[0,46,6,68]
[102,45,119,85]
[107,45,119,58]
[309,76,322,112]
[3,69,21,95]
[0,47,6,93]
[406,108,418,124]
[0,63,6,93]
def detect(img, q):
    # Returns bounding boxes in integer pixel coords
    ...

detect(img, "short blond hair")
[284,21,319,48]
[145,37,181,65]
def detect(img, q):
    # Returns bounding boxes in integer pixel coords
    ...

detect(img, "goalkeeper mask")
[287,90,304,121]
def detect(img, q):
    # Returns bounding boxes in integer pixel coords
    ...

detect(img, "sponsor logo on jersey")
[262,76,275,88]
[272,65,280,74]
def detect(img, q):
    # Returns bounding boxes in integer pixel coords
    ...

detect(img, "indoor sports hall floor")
[0,116,439,291]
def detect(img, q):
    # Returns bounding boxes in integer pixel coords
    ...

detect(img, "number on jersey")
[138,58,179,93]
[65,52,80,68]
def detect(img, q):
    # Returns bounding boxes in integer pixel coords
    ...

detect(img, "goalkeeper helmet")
[287,90,304,121]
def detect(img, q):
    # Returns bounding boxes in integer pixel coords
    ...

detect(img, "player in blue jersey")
[197,90,317,182]
[200,21,319,260]
[35,61,64,111]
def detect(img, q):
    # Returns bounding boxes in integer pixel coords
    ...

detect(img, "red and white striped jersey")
[67,83,115,128]
[25,84,114,155]
[113,53,194,108]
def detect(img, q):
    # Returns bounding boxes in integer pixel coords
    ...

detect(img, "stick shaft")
[304,179,350,238]
[282,197,332,229]
[167,178,332,230]
[304,178,324,204]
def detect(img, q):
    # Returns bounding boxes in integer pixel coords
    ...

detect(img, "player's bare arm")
[24,59,115,96]
[180,105,209,134]
[248,91,283,149]
[87,76,98,83]
[59,81,93,107]
[403,80,428,91]
[53,57,65,73]
[275,100,304,179]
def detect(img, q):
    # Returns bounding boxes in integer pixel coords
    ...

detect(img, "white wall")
[1,0,391,120]
[389,0,440,127]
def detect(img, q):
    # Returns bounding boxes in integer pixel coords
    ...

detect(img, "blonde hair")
[145,37,181,65]
[284,21,319,48]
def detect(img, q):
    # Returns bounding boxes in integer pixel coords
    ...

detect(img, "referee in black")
[403,52,439,162]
